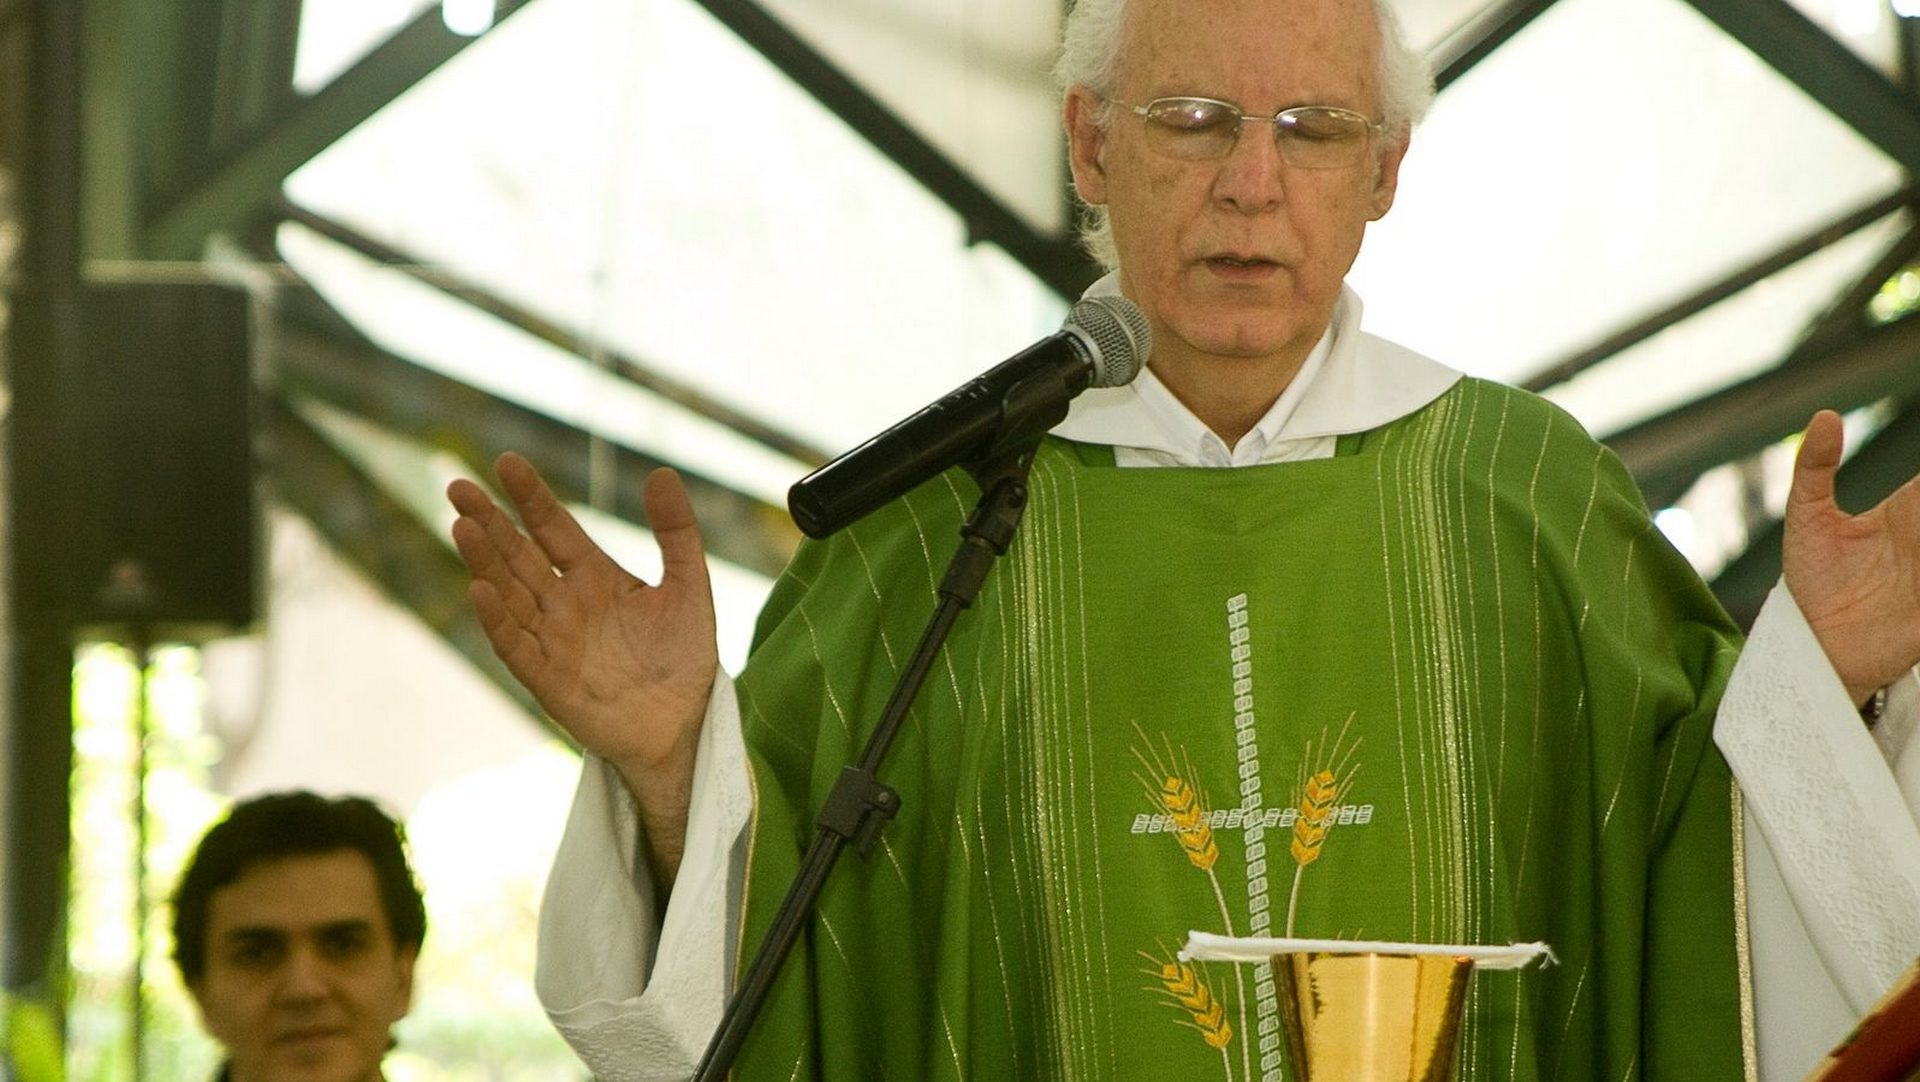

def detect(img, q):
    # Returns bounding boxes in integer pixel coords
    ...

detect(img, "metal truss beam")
[264,392,545,721]
[1683,0,1920,177]
[1788,213,1920,363]
[687,0,1096,299]
[141,0,535,259]
[1432,0,1561,92]
[4,0,83,1018]
[1608,312,1920,509]
[271,284,801,581]
[1523,188,1912,393]
[279,203,831,468]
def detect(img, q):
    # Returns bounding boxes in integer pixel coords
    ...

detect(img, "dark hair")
[171,790,427,985]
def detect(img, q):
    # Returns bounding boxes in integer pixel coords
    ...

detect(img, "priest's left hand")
[1784,408,1920,706]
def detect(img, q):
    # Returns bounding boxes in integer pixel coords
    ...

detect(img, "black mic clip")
[979,362,1083,467]
[816,765,901,859]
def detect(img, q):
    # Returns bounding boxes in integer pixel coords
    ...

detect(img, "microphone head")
[1065,295,1151,388]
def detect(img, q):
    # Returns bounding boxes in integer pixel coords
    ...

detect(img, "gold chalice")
[1180,933,1552,1082]
[1271,950,1472,1082]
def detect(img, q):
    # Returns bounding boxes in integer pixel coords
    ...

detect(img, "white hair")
[1053,0,1436,270]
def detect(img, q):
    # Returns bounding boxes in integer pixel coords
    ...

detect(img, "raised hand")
[1783,409,1920,706]
[447,452,719,884]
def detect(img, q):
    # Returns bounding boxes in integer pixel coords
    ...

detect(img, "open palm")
[447,453,719,879]
[1782,409,1920,705]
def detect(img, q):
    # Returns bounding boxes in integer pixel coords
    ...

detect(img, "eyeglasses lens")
[1142,99,1240,160]
[1140,99,1370,169]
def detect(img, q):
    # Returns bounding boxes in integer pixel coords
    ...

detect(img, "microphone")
[787,295,1152,539]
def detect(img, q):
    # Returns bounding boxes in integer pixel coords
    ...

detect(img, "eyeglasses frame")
[1105,95,1387,169]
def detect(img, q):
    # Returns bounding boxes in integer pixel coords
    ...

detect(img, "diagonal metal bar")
[1684,0,1920,178]
[140,0,537,259]
[264,392,546,722]
[271,280,801,580]
[1432,0,1561,91]
[1521,188,1912,393]
[687,0,1095,300]
[1785,212,1920,364]
[1608,312,1920,509]
[278,200,832,468]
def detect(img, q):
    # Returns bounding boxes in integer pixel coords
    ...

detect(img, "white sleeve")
[1715,580,1920,1078]
[534,676,754,1082]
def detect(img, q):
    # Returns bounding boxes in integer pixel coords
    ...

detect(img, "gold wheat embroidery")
[1285,713,1362,937]
[1130,723,1221,872]
[1290,769,1338,867]
[1141,948,1236,1062]
[1163,775,1219,870]
[1130,724,1245,1078]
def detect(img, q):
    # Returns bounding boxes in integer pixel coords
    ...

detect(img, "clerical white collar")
[1055,273,1462,463]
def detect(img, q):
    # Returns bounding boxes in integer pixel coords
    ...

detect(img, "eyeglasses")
[1111,96,1382,170]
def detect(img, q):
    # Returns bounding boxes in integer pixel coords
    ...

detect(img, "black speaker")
[14,282,259,635]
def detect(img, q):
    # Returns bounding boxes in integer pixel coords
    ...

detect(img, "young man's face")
[188,849,417,1082]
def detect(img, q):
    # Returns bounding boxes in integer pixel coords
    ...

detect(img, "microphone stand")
[689,375,1068,1081]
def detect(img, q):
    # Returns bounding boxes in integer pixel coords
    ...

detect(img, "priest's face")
[1066,0,1407,388]
[189,849,417,1082]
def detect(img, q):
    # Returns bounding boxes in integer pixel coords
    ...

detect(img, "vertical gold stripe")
[1730,781,1759,1082]
[1048,456,1123,1080]
[736,743,762,983]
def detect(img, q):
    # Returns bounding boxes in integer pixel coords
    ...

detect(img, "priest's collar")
[1056,274,1462,465]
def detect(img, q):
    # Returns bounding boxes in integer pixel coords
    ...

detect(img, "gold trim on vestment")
[1731,781,1758,1082]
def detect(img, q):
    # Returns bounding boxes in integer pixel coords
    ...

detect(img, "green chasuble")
[734,378,1748,1080]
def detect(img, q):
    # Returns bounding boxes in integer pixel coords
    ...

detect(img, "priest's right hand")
[447,452,719,890]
